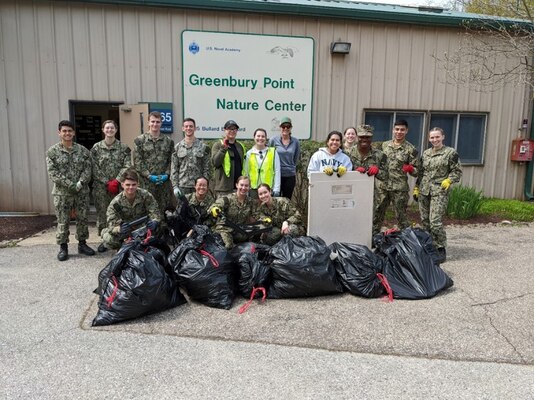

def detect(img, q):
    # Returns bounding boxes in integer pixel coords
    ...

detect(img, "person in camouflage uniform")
[133,111,174,214]
[184,176,216,227]
[208,176,259,249]
[101,169,161,250]
[171,117,211,199]
[256,183,304,245]
[46,120,95,261]
[90,120,132,251]
[414,127,462,262]
[375,119,420,232]
[348,125,388,235]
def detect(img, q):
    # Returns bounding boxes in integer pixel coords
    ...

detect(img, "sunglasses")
[281,125,292,129]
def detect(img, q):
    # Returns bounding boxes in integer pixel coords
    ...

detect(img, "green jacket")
[46,142,91,196]
[417,146,463,196]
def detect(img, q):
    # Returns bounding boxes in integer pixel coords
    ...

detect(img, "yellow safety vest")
[249,147,275,189]
[223,141,245,177]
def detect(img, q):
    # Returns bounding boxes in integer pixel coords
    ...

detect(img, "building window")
[364,110,486,165]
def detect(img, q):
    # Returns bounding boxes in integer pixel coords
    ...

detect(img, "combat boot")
[57,243,68,261]
[97,242,108,253]
[78,241,96,256]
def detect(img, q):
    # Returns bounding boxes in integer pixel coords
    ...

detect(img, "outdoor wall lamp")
[330,41,351,55]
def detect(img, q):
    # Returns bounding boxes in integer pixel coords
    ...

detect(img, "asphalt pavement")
[1,223,533,399]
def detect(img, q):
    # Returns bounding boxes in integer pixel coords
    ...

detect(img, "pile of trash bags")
[92,226,453,326]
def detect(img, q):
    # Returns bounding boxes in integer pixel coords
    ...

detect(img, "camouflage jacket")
[348,147,388,189]
[46,142,91,195]
[133,133,174,179]
[382,140,420,191]
[211,193,257,226]
[171,138,211,190]
[417,146,463,196]
[106,188,161,229]
[256,197,302,228]
[90,139,132,185]
[185,191,216,225]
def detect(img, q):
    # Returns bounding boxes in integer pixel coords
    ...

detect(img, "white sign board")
[308,171,374,248]
[182,30,314,139]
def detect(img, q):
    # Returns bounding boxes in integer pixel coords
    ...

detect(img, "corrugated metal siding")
[0,0,530,214]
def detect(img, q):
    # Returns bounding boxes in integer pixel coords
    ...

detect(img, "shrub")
[446,185,484,219]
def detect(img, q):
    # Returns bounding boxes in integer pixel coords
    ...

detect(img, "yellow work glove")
[324,166,334,176]
[413,186,420,202]
[336,165,347,177]
[262,217,272,225]
[210,206,222,218]
[440,178,452,190]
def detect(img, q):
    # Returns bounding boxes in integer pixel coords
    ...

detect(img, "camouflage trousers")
[53,193,90,244]
[373,189,410,235]
[418,191,449,248]
[260,224,304,246]
[93,185,115,236]
[212,224,249,250]
[101,228,123,250]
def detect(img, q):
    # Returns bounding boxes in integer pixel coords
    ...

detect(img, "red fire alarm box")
[511,139,534,162]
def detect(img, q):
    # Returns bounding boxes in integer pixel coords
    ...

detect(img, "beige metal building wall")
[0,0,530,214]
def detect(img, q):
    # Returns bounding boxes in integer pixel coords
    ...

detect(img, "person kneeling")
[101,169,162,250]
[257,183,305,245]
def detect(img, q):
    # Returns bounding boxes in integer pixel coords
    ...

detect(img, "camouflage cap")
[356,124,374,137]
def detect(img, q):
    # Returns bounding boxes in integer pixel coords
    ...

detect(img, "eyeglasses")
[281,125,292,129]
[226,128,238,132]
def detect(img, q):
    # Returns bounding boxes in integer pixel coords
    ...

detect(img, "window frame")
[363,109,487,166]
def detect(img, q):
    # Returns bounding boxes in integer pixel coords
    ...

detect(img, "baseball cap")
[224,120,239,130]
[279,117,292,126]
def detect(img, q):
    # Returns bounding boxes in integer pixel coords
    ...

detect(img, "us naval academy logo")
[189,42,200,54]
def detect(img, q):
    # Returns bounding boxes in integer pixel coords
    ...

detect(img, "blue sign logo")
[189,42,200,54]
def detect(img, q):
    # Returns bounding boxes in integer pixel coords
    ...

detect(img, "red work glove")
[355,166,366,174]
[106,179,121,195]
[402,164,415,174]
[223,138,229,148]
[367,165,379,176]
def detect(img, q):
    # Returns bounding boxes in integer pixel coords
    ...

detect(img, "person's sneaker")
[97,242,108,253]
[78,241,96,256]
[437,247,447,263]
[57,244,68,261]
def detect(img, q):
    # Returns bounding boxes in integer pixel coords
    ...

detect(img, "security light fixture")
[330,41,351,55]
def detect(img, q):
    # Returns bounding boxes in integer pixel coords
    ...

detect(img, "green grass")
[479,198,534,222]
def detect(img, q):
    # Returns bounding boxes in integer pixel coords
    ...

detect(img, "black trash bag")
[169,225,237,309]
[373,228,454,299]
[267,236,344,299]
[329,242,386,298]
[92,240,186,326]
[412,227,442,266]
[229,242,272,298]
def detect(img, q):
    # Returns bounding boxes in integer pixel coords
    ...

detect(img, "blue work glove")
[147,220,159,231]
[119,223,129,235]
[159,174,169,184]
[148,175,159,183]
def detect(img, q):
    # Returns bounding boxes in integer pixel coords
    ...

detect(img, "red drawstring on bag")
[105,275,119,308]
[199,249,219,268]
[238,287,267,314]
[377,273,393,302]
[384,228,399,236]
